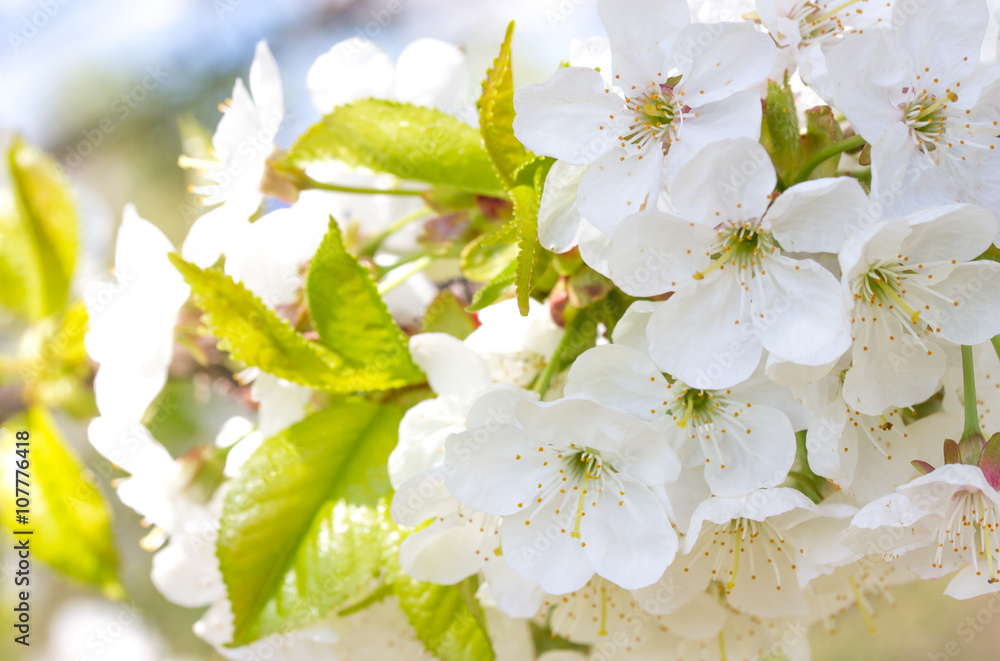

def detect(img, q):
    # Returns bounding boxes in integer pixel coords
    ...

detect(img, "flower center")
[933,490,1000,584]
[854,262,923,325]
[621,84,681,152]
[904,91,958,151]
[693,222,775,281]
[684,517,802,594]
[566,449,606,538]
[793,0,867,44]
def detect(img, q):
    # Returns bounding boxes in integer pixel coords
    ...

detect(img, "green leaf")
[467,261,517,312]
[168,254,352,391]
[760,77,801,187]
[802,106,845,180]
[284,100,506,197]
[307,219,423,388]
[511,159,554,316]
[479,21,527,189]
[460,226,518,283]
[391,574,495,661]
[422,290,478,339]
[1,408,122,597]
[217,399,404,645]
[0,137,79,318]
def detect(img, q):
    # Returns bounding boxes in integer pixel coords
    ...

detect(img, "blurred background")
[0,0,999,658]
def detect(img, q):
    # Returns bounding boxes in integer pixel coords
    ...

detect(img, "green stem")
[336,580,392,617]
[376,255,433,295]
[300,176,426,196]
[533,314,582,399]
[794,134,866,183]
[961,344,983,442]
[359,207,432,256]
[992,335,1000,363]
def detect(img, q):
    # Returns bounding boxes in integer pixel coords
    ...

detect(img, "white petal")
[583,475,676,589]
[597,0,690,84]
[444,426,545,516]
[902,203,999,263]
[512,67,623,165]
[394,39,468,110]
[565,344,668,420]
[670,136,774,222]
[648,279,763,389]
[608,210,714,296]
[750,256,852,366]
[537,161,587,252]
[610,300,662,353]
[916,261,1000,345]
[665,92,764,185]
[842,317,946,415]
[577,148,664,235]
[87,417,174,477]
[501,500,595,594]
[409,333,492,397]
[180,198,258,268]
[307,39,394,114]
[673,22,775,107]
[249,41,283,127]
[766,177,871,253]
[894,0,986,83]
[944,565,1000,599]
[826,33,908,140]
[398,519,485,584]
[704,404,797,497]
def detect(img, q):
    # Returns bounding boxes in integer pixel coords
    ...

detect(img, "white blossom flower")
[842,463,1000,599]
[609,138,861,388]
[838,203,1000,414]
[634,488,857,618]
[85,204,189,420]
[181,41,283,268]
[795,366,956,500]
[566,343,800,497]
[756,0,891,97]
[513,0,775,231]
[825,0,1000,213]
[444,395,680,593]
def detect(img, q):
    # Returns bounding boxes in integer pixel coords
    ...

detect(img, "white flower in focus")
[842,463,1000,599]
[181,41,283,268]
[444,396,680,593]
[513,0,775,231]
[634,488,857,618]
[838,204,1000,414]
[609,138,861,388]
[308,37,468,116]
[756,0,891,97]
[795,368,955,500]
[566,343,799,497]
[825,0,1000,211]
[85,204,189,420]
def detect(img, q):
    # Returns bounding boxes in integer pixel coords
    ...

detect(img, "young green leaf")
[283,100,506,197]
[460,228,519,283]
[391,574,495,661]
[168,254,352,391]
[217,399,404,645]
[307,220,423,388]
[422,290,478,339]
[511,160,554,315]
[760,77,801,187]
[479,21,527,189]
[467,261,516,312]
[1,408,122,597]
[0,137,79,319]
[802,105,846,180]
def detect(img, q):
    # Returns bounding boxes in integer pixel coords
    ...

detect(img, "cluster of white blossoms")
[81,0,1000,660]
